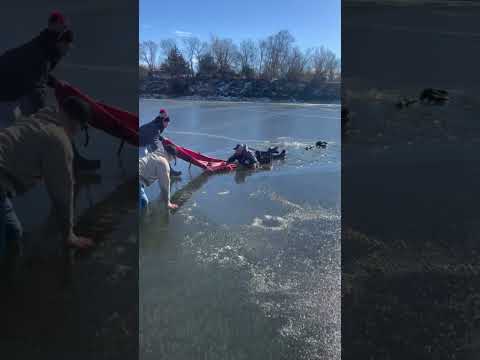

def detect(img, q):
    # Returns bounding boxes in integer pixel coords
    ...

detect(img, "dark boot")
[72,143,101,172]
[267,146,279,154]
[272,150,286,160]
[170,168,182,177]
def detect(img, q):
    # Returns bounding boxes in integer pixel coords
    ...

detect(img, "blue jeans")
[0,193,23,263]
[0,101,19,128]
[139,184,149,210]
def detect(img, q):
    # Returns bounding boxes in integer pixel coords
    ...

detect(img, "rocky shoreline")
[140,77,341,103]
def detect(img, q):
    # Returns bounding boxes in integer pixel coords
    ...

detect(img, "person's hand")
[167,202,178,210]
[47,74,58,88]
[47,75,68,88]
[67,233,95,249]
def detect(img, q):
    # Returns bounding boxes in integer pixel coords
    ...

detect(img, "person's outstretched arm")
[155,156,171,202]
[42,130,93,249]
[227,154,237,163]
[154,156,177,209]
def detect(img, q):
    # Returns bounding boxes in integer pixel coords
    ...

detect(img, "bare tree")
[262,30,295,80]
[150,32,340,84]
[237,39,257,78]
[139,40,159,76]
[210,35,238,76]
[160,38,178,57]
[197,53,218,78]
[285,47,311,82]
[182,36,206,78]
[311,46,340,81]
[256,39,268,78]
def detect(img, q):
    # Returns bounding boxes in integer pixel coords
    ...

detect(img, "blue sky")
[140,0,341,57]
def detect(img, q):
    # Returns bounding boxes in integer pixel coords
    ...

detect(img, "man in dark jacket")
[0,12,99,171]
[227,144,286,168]
[0,14,72,125]
[227,144,259,169]
[139,109,169,150]
[140,108,182,177]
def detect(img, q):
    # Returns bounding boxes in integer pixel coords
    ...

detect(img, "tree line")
[140,30,340,83]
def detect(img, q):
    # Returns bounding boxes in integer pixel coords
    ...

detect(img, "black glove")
[164,144,178,157]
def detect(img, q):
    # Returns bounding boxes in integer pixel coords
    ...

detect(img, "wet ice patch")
[175,186,340,360]
[194,244,249,268]
[252,215,288,231]
[185,215,195,224]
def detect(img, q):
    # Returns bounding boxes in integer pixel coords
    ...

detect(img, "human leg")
[0,195,23,285]
[0,101,19,128]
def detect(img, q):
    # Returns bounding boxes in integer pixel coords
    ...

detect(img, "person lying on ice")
[227,144,286,169]
[139,108,181,177]
[139,140,179,211]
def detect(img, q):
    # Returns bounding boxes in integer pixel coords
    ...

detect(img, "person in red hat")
[48,11,67,33]
[0,12,99,172]
[0,11,73,126]
[139,108,182,177]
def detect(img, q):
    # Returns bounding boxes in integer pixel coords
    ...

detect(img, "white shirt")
[139,149,171,201]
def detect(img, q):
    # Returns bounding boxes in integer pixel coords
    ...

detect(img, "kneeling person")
[139,144,178,211]
[0,96,95,265]
[139,108,181,177]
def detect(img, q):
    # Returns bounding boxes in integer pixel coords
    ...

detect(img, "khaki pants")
[140,154,171,204]
[157,156,171,203]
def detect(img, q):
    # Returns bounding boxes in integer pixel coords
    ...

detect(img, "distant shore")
[140,93,340,106]
[140,77,341,104]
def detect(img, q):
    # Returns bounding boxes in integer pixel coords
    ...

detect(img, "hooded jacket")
[0,29,63,106]
[227,146,258,167]
[139,117,166,147]
[0,107,74,239]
